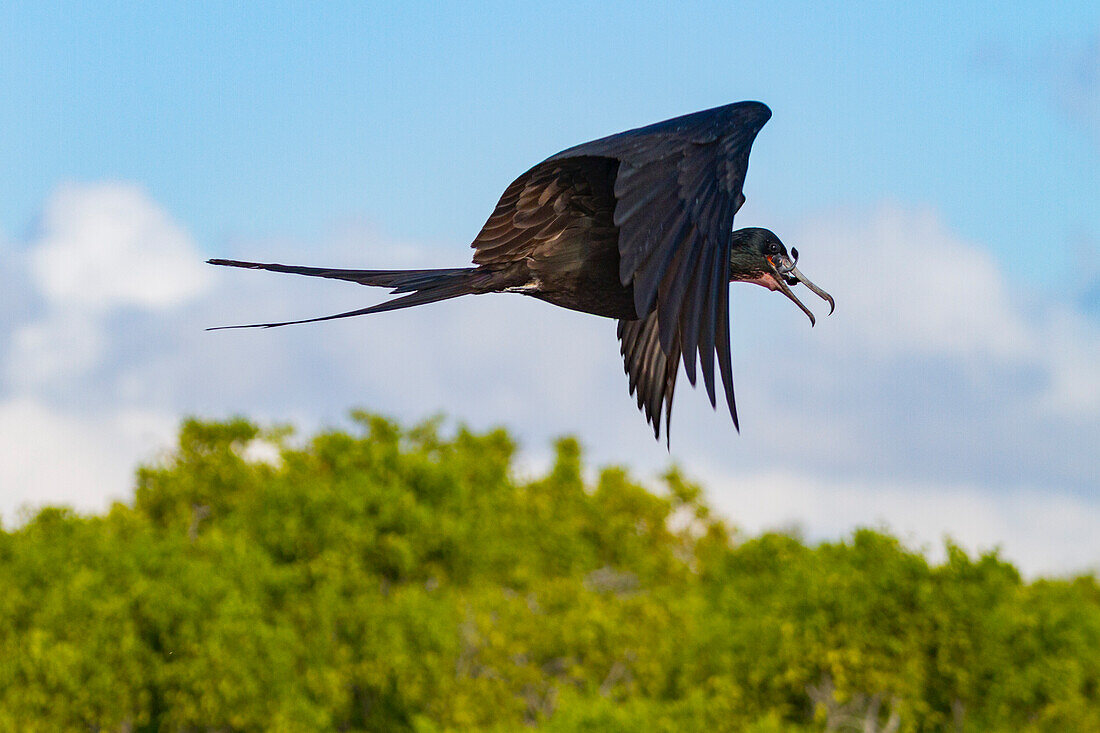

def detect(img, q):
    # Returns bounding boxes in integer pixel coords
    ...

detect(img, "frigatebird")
[209,101,834,440]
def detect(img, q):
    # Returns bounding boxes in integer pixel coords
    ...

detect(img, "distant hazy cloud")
[6,311,104,390]
[978,31,1100,145]
[1036,306,1100,417]
[1057,33,1100,141]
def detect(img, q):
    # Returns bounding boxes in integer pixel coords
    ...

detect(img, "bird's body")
[210,102,833,441]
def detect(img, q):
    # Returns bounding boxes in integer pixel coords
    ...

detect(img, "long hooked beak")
[770,254,835,327]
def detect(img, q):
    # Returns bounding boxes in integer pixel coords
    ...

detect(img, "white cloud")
[7,182,212,396]
[29,183,211,310]
[745,204,1099,444]
[696,465,1100,578]
[793,204,1032,360]
[0,397,176,523]
[0,183,213,521]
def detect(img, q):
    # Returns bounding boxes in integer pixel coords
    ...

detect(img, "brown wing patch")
[471,158,617,267]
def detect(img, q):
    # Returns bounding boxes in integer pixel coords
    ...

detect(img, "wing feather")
[580,102,770,438]
[697,238,722,406]
[471,157,617,267]
[618,312,682,441]
[679,241,714,387]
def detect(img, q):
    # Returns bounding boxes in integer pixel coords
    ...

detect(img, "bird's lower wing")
[558,105,768,435]
[608,151,739,431]
[618,311,681,443]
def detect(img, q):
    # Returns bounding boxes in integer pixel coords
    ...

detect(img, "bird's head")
[729,227,835,325]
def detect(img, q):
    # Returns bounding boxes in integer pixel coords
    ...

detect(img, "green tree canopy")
[1,413,1097,731]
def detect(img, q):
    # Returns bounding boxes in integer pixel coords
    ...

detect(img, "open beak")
[768,253,835,327]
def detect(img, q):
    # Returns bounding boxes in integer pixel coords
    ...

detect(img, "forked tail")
[206,259,493,330]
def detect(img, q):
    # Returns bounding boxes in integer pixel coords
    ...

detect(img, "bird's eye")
[769,243,780,254]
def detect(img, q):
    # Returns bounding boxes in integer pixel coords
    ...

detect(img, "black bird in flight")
[209,101,834,440]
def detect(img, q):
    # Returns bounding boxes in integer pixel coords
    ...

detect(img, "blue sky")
[3,2,1097,286]
[2,3,1098,573]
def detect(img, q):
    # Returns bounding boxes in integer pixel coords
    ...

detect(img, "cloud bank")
[1,183,1097,576]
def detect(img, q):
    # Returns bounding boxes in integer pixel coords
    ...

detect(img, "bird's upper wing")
[552,101,771,436]
[470,157,617,267]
